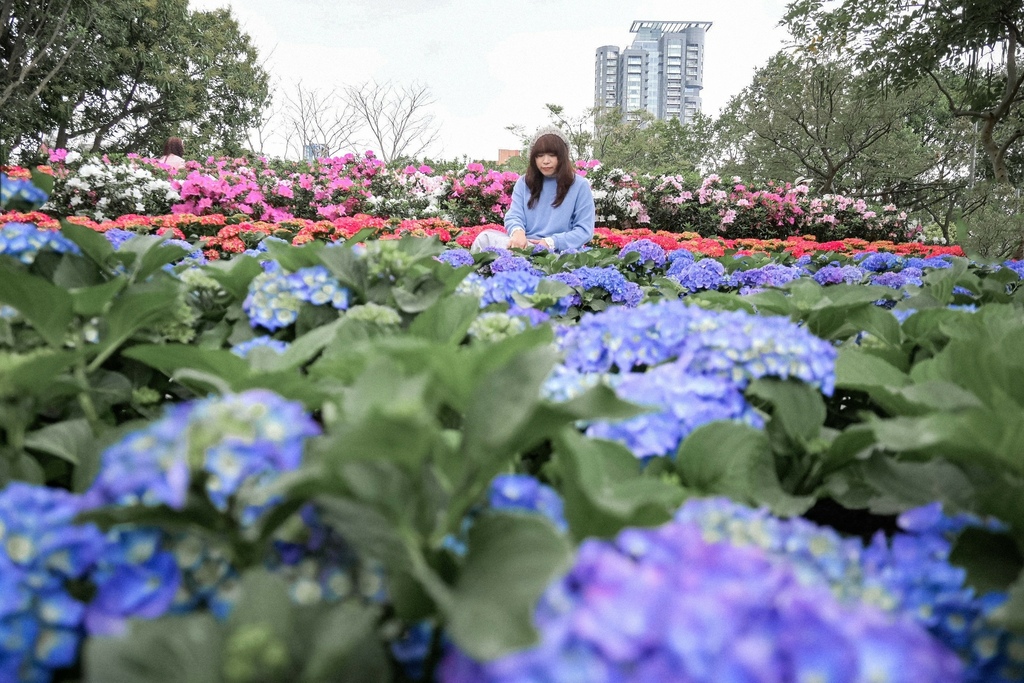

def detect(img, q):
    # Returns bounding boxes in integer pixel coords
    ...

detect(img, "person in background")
[470,126,595,253]
[158,137,186,170]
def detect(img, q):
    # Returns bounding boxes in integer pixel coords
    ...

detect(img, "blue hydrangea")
[287,265,350,309]
[508,305,551,326]
[480,270,542,307]
[490,254,543,276]
[1002,260,1024,279]
[242,264,351,331]
[231,336,290,358]
[0,174,49,210]
[813,264,866,286]
[488,475,568,532]
[586,364,764,459]
[872,270,922,289]
[439,511,963,683]
[0,483,104,682]
[0,222,81,265]
[667,257,727,291]
[891,308,917,324]
[555,301,837,395]
[666,247,696,265]
[573,266,643,307]
[455,272,488,300]
[84,390,321,526]
[540,366,610,403]
[103,228,137,249]
[904,257,953,270]
[437,248,475,267]
[618,239,667,269]
[242,268,302,331]
[858,252,903,272]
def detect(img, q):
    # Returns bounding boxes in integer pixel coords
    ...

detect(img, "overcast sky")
[189,0,794,160]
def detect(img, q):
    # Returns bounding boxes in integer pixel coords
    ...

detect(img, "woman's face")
[535,152,559,177]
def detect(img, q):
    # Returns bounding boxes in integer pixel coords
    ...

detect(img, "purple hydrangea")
[573,266,643,307]
[667,257,728,291]
[480,270,542,307]
[679,498,1020,683]
[871,270,922,290]
[437,249,475,268]
[904,257,953,270]
[440,512,963,683]
[728,263,804,291]
[84,390,321,526]
[618,239,667,269]
[0,222,81,265]
[813,264,866,286]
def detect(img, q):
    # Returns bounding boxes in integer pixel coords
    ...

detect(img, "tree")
[0,0,99,162]
[4,0,269,158]
[343,81,440,163]
[278,81,360,160]
[593,108,713,175]
[784,0,1024,184]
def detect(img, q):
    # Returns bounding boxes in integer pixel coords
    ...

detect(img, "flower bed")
[2,171,1023,682]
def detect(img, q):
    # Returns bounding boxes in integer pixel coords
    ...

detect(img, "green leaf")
[70,278,128,316]
[992,571,1024,634]
[834,347,911,391]
[263,238,325,272]
[408,294,481,344]
[203,255,264,299]
[313,496,412,570]
[83,614,223,683]
[949,528,1024,595]
[30,167,55,194]
[552,429,686,538]
[857,454,977,514]
[60,220,116,269]
[392,275,447,313]
[445,513,572,661]
[23,418,96,465]
[89,278,184,368]
[0,265,73,347]
[123,344,251,388]
[299,601,390,683]
[0,349,80,397]
[676,421,771,498]
[746,378,826,444]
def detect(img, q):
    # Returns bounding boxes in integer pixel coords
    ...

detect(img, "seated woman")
[158,136,186,171]
[471,126,595,253]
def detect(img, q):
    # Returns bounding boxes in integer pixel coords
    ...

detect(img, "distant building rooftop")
[629,20,713,33]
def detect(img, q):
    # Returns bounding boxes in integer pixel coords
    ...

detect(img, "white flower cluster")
[47,162,180,221]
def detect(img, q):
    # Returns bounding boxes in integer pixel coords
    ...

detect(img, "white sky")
[189,0,794,160]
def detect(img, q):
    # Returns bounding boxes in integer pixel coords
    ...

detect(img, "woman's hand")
[529,238,552,250]
[508,230,528,249]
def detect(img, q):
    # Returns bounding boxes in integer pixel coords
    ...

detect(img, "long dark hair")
[525,133,575,209]
[162,137,184,156]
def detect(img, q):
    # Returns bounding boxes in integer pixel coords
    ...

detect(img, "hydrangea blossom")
[857,252,903,272]
[556,300,836,395]
[0,174,49,209]
[489,254,543,276]
[0,484,180,681]
[231,336,290,358]
[728,263,804,292]
[814,264,866,286]
[84,390,321,526]
[479,270,542,307]
[667,257,728,291]
[572,266,643,307]
[0,222,81,265]
[586,364,764,458]
[677,498,1023,683]
[436,249,475,268]
[243,264,351,331]
[468,311,527,343]
[618,238,667,269]
[871,270,922,290]
[488,475,568,532]
[440,512,963,683]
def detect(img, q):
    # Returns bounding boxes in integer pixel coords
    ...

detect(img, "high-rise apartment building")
[595,20,712,124]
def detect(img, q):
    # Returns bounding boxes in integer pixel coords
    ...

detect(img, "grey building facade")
[594,20,711,124]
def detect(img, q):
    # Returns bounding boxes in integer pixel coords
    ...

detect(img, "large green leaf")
[70,278,128,316]
[949,528,1024,595]
[123,344,250,387]
[0,348,80,398]
[89,278,184,368]
[408,293,481,344]
[202,254,264,299]
[445,513,572,661]
[0,265,73,347]
[23,418,96,465]
[552,429,686,538]
[746,378,826,444]
[83,614,223,683]
[834,347,911,392]
[61,220,116,269]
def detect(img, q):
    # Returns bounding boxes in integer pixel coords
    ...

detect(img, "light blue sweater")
[503,175,595,251]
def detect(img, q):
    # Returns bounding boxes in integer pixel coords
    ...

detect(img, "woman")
[471,126,595,253]
[158,137,186,170]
